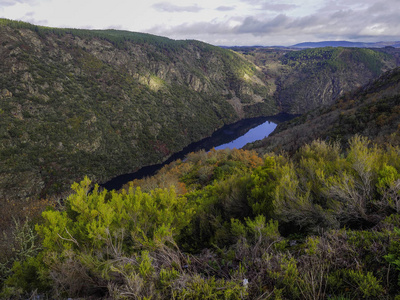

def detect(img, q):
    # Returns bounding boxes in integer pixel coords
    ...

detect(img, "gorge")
[1,18,400,201]
[2,18,400,300]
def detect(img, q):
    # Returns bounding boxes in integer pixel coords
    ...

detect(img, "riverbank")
[101,113,296,191]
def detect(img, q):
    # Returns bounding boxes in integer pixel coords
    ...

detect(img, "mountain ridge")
[231,46,400,113]
[292,40,400,48]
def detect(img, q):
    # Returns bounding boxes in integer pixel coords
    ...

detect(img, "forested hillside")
[246,66,400,155]
[0,19,276,201]
[1,19,400,201]
[234,46,399,113]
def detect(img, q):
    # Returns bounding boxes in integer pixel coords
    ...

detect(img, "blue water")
[101,114,296,190]
[214,121,277,150]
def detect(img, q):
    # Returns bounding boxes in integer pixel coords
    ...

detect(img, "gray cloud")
[366,2,389,13]
[239,0,297,11]
[150,21,231,35]
[2,9,48,26]
[21,16,48,26]
[317,0,399,15]
[259,3,298,11]
[216,6,235,12]
[0,0,21,5]
[234,14,289,35]
[0,0,16,5]
[149,0,400,46]
[288,15,320,29]
[152,2,202,13]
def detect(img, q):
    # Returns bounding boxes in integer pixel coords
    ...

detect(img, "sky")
[1,0,399,46]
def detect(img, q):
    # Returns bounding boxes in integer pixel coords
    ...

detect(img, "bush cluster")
[1,139,400,299]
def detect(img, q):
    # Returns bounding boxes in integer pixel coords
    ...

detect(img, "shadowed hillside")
[246,67,400,154]
[234,46,400,113]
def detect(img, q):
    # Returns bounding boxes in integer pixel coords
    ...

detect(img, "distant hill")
[292,41,400,48]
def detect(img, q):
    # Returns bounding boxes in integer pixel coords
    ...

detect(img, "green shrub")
[0,218,43,295]
[247,156,277,217]
[1,253,50,297]
[267,255,302,299]
[37,177,195,254]
[174,275,247,300]
[327,269,384,299]
[385,227,400,288]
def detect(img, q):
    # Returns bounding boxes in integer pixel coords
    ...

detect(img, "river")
[101,113,295,191]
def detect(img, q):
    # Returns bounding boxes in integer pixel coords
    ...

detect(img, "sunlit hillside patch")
[138,74,166,91]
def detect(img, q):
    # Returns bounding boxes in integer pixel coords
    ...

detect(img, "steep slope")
[277,47,396,113]
[0,19,276,200]
[246,67,400,154]
[233,46,399,114]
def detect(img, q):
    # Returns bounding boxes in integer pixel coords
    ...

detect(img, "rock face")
[0,20,276,200]
[276,48,396,113]
[232,47,400,114]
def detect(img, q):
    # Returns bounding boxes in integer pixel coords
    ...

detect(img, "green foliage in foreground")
[2,137,400,299]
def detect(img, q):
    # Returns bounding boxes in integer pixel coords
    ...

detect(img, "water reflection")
[215,121,276,150]
[101,113,295,190]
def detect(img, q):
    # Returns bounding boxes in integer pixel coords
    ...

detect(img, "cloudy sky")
[1,0,399,46]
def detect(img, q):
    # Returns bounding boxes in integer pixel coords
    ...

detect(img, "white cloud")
[239,0,298,12]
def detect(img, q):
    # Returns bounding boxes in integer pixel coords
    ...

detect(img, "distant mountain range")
[292,40,400,48]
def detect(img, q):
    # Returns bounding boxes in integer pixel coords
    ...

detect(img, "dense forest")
[0,18,276,201]
[2,19,400,299]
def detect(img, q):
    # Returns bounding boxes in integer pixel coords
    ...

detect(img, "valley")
[2,18,400,299]
[0,19,277,201]
[101,114,294,191]
[1,19,400,202]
